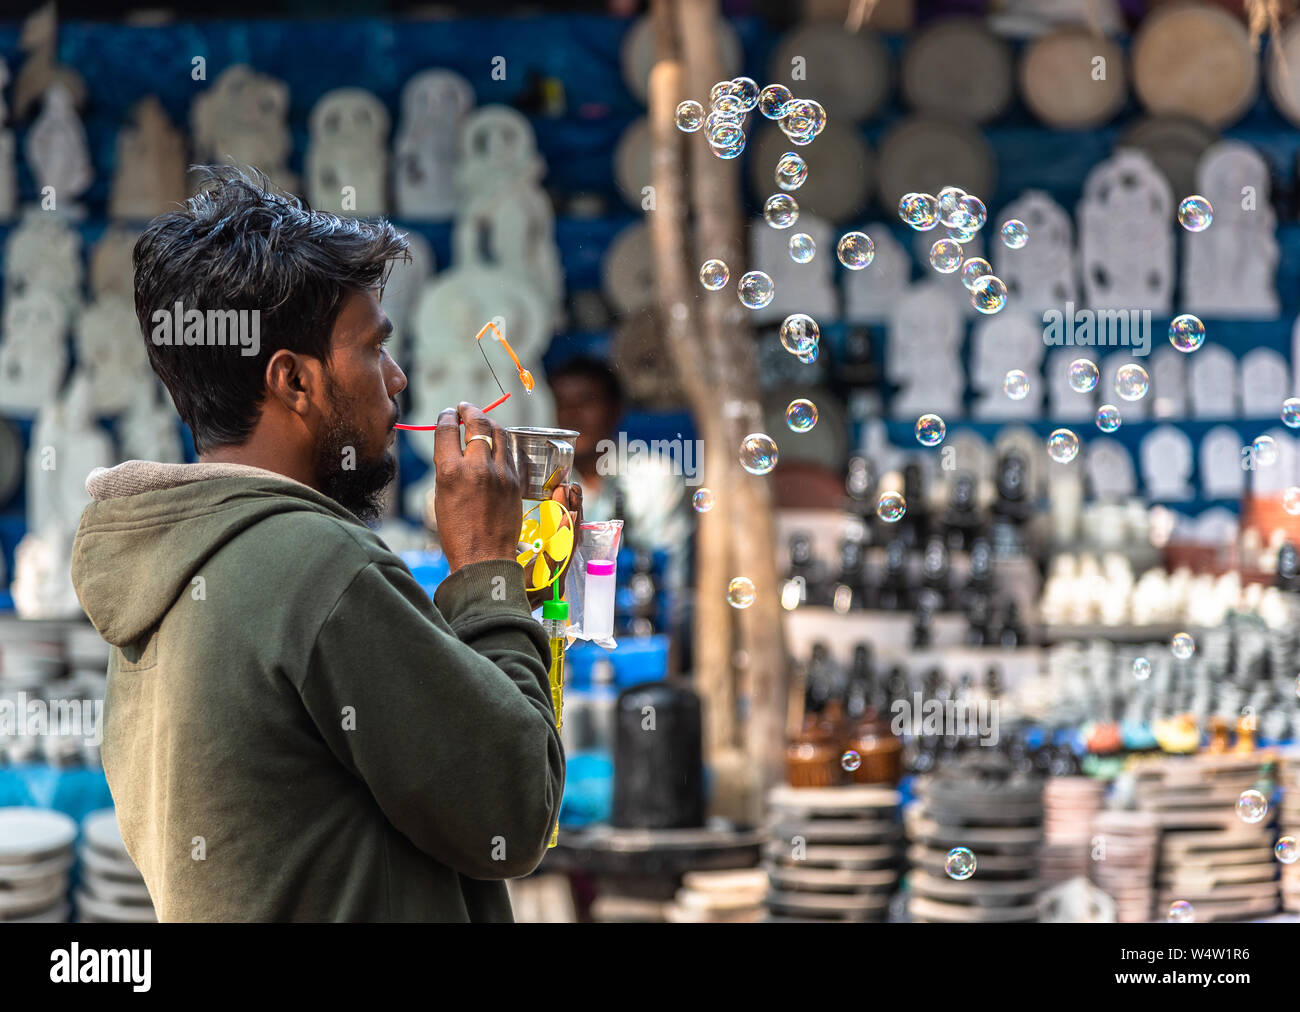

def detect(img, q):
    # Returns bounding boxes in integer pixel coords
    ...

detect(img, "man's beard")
[315,377,398,525]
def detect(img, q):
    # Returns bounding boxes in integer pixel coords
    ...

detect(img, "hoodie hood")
[71,460,364,647]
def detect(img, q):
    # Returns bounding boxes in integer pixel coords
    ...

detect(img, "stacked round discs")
[1282,756,1300,914]
[906,771,1043,923]
[664,868,768,924]
[76,808,156,923]
[1041,777,1106,885]
[0,807,76,922]
[1089,810,1159,923]
[763,785,902,922]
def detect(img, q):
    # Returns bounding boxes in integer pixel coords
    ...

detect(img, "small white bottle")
[583,559,616,641]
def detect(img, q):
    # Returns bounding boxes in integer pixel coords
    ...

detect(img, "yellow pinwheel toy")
[516,500,575,592]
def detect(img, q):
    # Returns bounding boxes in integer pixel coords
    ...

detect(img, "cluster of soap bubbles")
[902,186,1015,314]
[678,78,826,162]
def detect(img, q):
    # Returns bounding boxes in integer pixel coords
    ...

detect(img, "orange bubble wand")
[395,320,532,429]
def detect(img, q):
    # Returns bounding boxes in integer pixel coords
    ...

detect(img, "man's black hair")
[547,355,624,408]
[133,164,409,453]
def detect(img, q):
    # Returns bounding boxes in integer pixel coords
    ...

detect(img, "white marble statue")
[1086,437,1136,499]
[1148,346,1187,419]
[24,82,92,218]
[748,212,839,325]
[118,381,183,464]
[306,88,389,217]
[1200,425,1245,499]
[1249,427,1297,496]
[109,95,187,222]
[452,106,562,331]
[843,223,909,323]
[393,69,475,221]
[1078,150,1173,312]
[1238,347,1288,418]
[0,288,68,414]
[970,311,1043,419]
[995,190,1078,313]
[1182,141,1279,319]
[380,230,434,371]
[5,207,83,315]
[74,295,152,416]
[1188,345,1239,417]
[90,225,140,301]
[191,65,296,192]
[1140,425,1195,501]
[887,279,963,419]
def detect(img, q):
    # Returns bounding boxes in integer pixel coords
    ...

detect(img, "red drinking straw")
[393,392,510,430]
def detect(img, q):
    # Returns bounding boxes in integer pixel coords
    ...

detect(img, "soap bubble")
[837,231,875,270]
[709,80,739,106]
[727,577,756,609]
[780,99,819,144]
[898,192,939,231]
[708,129,745,160]
[876,490,906,523]
[970,276,1008,314]
[1133,657,1151,680]
[796,345,818,365]
[731,76,759,112]
[775,151,807,191]
[1284,487,1300,516]
[786,399,818,433]
[1167,901,1195,923]
[788,232,816,263]
[929,239,963,273]
[1115,364,1150,401]
[1282,398,1300,428]
[739,432,778,475]
[840,750,861,773]
[758,83,792,119]
[1068,359,1099,393]
[675,101,704,132]
[1000,218,1029,249]
[1004,369,1030,400]
[915,413,946,447]
[945,847,976,880]
[1168,314,1205,353]
[1171,632,1195,660]
[1096,404,1122,433]
[779,313,820,356]
[948,194,987,232]
[960,257,992,291]
[1254,434,1278,467]
[937,186,966,225]
[1047,428,1079,463]
[692,488,714,513]
[946,225,978,244]
[1277,836,1299,864]
[699,259,729,291]
[1236,789,1268,824]
[804,100,827,137]
[764,193,799,229]
[1178,195,1213,232]
[737,271,775,309]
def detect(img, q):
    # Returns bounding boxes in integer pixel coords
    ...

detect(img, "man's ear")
[264,349,317,418]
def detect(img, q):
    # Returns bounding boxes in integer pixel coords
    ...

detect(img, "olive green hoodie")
[69,459,564,922]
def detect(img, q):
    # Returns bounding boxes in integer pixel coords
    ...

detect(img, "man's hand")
[528,482,583,612]
[433,403,523,574]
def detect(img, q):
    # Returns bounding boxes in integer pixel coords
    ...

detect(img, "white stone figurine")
[118,382,183,465]
[1248,428,1296,496]
[1182,141,1279,319]
[994,190,1078,313]
[887,279,963,419]
[0,288,69,415]
[1199,425,1245,499]
[1238,347,1288,418]
[452,106,563,331]
[109,95,187,222]
[90,225,140,301]
[1078,150,1173,312]
[24,82,92,219]
[306,88,389,217]
[1140,425,1195,501]
[842,223,909,323]
[191,65,296,192]
[1086,438,1136,499]
[970,311,1043,419]
[748,212,838,325]
[379,230,434,371]
[74,295,152,416]
[4,207,82,315]
[1148,346,1187,419]
[393,70,475,222]
[1188,345,1239,418]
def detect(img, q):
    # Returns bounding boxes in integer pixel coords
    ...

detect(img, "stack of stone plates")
[664,868,767,923]
[0,807,76,922]
[1283,755,1300,914]
[1136,754,1279,922]
[76,808,156,923]
[905,770,1044,923]
[763,785,902,922]
[1041,777,1107,885]
[1090,810,1160,922]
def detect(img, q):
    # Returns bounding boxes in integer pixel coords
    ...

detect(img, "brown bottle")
[785,711,841,788]
[1207,716,1230,755]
